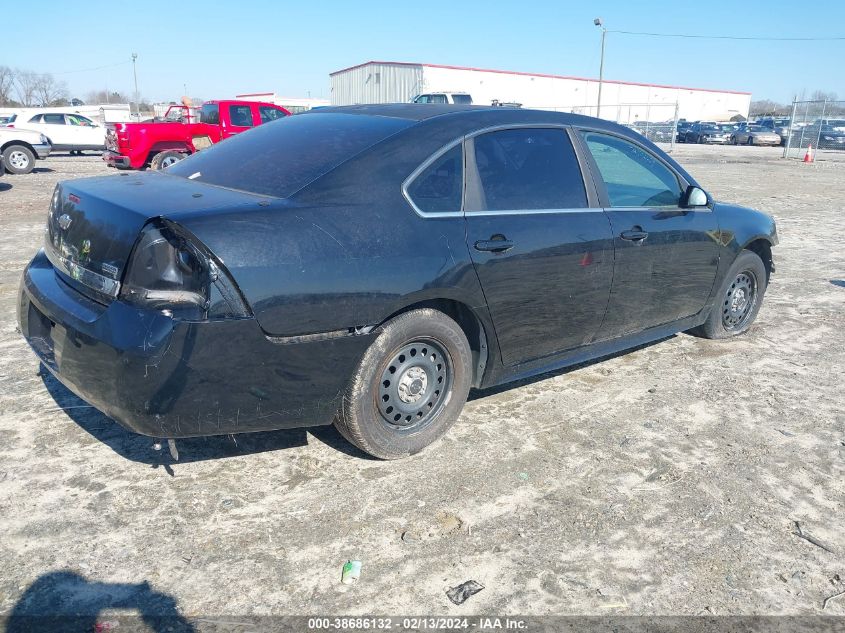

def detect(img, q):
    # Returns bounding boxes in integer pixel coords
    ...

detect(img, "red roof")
[329,60,751,96]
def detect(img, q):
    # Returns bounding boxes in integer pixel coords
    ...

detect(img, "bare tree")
[33,73,68,106]
[85,89,130,104]
[810,90,838,102]
[750,99,789,116]
[15,70,39,106]
[0,65,15,106]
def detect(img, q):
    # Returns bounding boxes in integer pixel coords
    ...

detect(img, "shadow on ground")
[831,279,845,289]
[4,570,194,633]
[40,370,372,467]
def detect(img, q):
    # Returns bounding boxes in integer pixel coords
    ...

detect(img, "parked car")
[685,122,733,144]
[11,112,105,154]
[755,117,792,145]
[0,126,51,174]
[18,105,777,459]
[103,99,290,170]
[730,124,782,146]
[412,92,473,105]
[675,120,695,142]
[793,125,845,149]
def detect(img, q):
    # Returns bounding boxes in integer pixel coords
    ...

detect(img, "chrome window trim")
[465,207,603,217]
[43,240,121,298]
[403,123,598,219]
[401,137,465,219]
[607,205,713,213]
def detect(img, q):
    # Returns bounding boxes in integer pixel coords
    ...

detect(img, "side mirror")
[683,185,709,208]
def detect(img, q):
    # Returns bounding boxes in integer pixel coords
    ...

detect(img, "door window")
[259,106,285,123]
[67,115,94,126]
[43,114,66,125]
[406,144,463,214]
[580,131,683,207]
[200,103,220,124]
[468,128,587,211]
[228,105,254,127]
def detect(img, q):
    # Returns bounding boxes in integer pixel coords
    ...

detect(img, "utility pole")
[131,53,139,117]
[594,18,606,119]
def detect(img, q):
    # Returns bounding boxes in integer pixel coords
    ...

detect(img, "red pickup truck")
[103,99,290,170]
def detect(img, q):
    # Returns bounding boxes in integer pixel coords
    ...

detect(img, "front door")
[577,130,719,339]
[222,103,255,139]
[464,127,614,366]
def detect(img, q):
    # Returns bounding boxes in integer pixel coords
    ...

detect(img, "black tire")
[335,308,472,459]
[690,250,767,339]
[150,150,186,170]
[747,136,754,146]
[2,145,35,174]
[731,136,738,145]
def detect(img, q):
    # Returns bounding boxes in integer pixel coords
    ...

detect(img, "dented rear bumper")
[18,250,373,438]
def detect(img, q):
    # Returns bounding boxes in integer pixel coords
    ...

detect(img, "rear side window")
[167,112,413,198]
[228,105,254,127]
[200,103,220,124]
[259,106,285,123]
[467,128,587,211]
[406,144,463,214]
[580,131,682,207]
[452,94,473,105]
[44,114,65,125]
[28,114,42,123]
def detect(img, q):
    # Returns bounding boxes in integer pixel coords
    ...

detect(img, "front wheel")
[3,145,35,174]
[690,250,768,339]
[335,308,472,459]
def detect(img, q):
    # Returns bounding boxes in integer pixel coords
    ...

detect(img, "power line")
[609,30,845,42]
[53,60,132,75]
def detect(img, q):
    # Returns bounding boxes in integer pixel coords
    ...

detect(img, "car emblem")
[58,214,72,230]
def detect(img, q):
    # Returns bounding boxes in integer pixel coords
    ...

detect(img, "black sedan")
[18,105,778,459]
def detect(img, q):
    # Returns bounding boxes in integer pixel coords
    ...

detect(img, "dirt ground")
[0,145,843,623]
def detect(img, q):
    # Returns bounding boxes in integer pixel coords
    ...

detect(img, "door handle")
[474,238,514,253]
[620,229,648,242]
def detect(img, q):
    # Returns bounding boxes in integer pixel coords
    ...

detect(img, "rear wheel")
[747,136,755,146]
[150,150,187,170]
[335,308,472,459]
[3,145,35,174]
[690,250,767,339]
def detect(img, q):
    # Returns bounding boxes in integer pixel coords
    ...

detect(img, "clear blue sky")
[3,0,843,104]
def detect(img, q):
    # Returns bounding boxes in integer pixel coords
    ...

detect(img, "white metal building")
[329,61,751,122]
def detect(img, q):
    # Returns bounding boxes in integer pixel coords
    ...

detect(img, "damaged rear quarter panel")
[172,123,492,339]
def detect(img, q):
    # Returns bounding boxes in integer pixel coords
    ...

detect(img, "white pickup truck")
[0,126,52,174]
[412,92,473,105]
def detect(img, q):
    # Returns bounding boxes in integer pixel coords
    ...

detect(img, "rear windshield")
[167,112,413,198]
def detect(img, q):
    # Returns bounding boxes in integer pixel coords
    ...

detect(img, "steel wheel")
[722,270,758,331]
[160,155,180,168]
[376,338,453,432]
[8,150,30,170]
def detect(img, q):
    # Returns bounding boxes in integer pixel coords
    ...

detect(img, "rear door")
[576,129,719,339]
[463,126,614,366]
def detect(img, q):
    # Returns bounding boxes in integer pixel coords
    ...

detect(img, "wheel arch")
[1,140,36,155]
[741,237,774,281]
[377,298,491,389]
[146,142,192,164]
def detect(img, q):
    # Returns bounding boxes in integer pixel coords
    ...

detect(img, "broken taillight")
[120,221,250,321]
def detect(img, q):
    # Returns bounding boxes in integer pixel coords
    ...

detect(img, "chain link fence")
[783,100,845,159]
[545,102,681,149]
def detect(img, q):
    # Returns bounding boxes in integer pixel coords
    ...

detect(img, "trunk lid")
[46,171,272,303]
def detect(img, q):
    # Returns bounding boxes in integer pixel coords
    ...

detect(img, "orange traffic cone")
[803,144,814,163]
